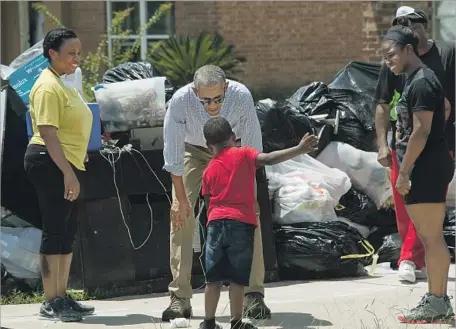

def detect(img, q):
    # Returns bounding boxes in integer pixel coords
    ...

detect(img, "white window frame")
[107,0,172,61]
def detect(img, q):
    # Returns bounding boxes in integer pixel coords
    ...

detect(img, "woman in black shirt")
[381,24,454,323]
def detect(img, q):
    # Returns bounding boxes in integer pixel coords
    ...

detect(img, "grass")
[1,289,90,305]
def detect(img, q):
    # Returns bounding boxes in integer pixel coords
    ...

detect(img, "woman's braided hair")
[43,28,78,61]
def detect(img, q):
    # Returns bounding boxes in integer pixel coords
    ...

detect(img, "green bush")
[32,2,172,102]
[148,32,246,88]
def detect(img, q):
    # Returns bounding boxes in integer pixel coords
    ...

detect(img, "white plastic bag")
[266,154,352,203]
[447,171,456,206]
[62,67,83,95]
[0,227,42,280]
[271,178,338,224]
[0,65,14,80]
[317,142,392,209]
[266,154,351,224]
[9,40,44,70]
[94,77,166,132]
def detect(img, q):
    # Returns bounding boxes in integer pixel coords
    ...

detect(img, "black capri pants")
[24,144,82,255]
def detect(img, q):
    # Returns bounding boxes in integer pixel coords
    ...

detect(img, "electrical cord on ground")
[99,144,170,250]
[100,143,208,283]
[195,198,207,289]
[128,146,208,283]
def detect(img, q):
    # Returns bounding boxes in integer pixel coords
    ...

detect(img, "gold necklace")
[48,66,61,77]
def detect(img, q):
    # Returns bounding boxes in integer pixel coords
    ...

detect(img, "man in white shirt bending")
[162,65,271,321]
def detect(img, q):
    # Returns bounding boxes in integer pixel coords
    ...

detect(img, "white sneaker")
[415,267,427,280]
[398,260,416,283]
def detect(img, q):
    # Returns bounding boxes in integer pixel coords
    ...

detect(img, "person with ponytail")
[381,24,454,323]
[24,28,94,322]
[374,6,455,285]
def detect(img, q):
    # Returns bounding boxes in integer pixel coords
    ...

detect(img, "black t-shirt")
[395,67,447,164]
[374,40,455,151]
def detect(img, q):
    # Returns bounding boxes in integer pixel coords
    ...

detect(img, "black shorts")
[204,219,255,286]
[24,144,82,255]
[406,151,455,205]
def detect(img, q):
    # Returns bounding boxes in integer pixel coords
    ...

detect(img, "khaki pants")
[168,143,265,299]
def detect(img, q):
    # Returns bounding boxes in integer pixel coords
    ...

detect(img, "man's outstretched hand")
[170,198,191,230]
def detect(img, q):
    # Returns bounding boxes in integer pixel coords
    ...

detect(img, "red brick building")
[1,1,452,94]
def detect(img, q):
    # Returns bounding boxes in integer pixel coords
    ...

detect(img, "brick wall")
[15,1,433,93]
[1,2,21,64]
[176,1,365,91]
[175,1,434,92]
[362,1,433,62]
[42,1,106,58]
[174,1,217,36]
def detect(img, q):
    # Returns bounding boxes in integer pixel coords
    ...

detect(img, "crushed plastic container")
[0,227,42,280]
[93,77,166,133]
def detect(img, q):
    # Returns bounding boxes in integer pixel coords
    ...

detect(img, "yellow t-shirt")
[29,68,93,171]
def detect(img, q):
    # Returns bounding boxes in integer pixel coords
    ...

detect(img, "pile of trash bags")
[266,154,351,225]
[0,208,42,296]
[274,221,370,280]
[257,61,380,154]
[263,62,456,280]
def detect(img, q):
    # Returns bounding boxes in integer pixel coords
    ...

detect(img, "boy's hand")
[297,133,319,153]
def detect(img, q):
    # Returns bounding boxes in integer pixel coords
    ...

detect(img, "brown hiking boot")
[161,293,192,321]
[243,292,271,319]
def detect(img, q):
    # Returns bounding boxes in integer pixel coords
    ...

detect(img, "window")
[107,0,174,61]
[29,1,45,45]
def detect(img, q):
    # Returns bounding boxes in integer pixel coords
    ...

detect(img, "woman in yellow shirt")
[24,28,93,322]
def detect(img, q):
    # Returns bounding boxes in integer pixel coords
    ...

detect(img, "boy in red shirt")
[200,117,318,329]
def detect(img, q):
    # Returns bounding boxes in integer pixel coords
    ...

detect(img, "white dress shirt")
[163,79,263,176]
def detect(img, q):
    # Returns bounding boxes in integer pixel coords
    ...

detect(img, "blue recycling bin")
[25,103,102,152]
[87,103,102,152]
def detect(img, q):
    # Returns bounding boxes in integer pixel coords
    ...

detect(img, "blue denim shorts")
[204,219,255,286]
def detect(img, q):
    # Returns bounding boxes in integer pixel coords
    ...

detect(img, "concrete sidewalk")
[1,264,455,329]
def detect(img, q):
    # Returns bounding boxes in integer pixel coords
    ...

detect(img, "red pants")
[390,149,454,269]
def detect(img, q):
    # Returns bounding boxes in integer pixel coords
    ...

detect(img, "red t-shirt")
[202,146,260,227]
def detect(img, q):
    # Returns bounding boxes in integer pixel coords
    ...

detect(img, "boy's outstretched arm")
[256,133,318,166]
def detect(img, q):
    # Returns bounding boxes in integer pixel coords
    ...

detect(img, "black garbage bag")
[329,61,381,130]
[375,233,402,264]
[2,84,42,228]
[444,208,455,261]
[287,82,337,116]
[367,223,400,265]
[331,115,377,152]
[336,189,378,226]
[102,61,176,102]
[274,221,370,280]
[255,99,315,153]
[103,62,156,83]
[1,265,35,297]
[286,81,377,152]
[375,207,398,228]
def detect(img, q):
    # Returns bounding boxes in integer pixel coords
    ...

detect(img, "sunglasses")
[199,95,225,106]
